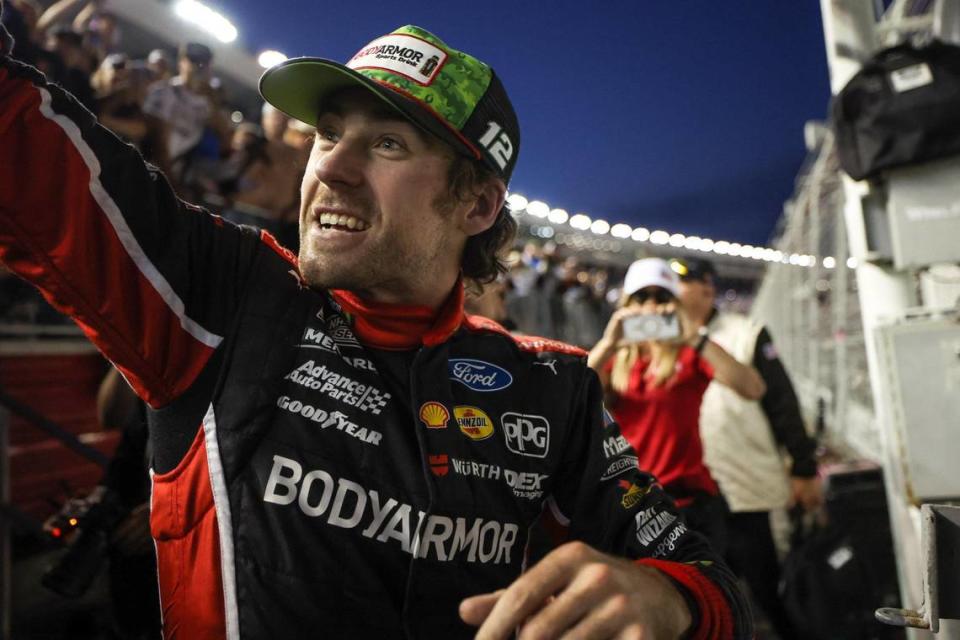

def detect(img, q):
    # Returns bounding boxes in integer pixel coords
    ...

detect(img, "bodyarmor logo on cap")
[348,33,447,85]
[501,412,549,458]
[419,402,450,429]
[448,359,513,392]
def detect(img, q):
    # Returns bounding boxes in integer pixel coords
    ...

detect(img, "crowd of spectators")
[0,0,313,322]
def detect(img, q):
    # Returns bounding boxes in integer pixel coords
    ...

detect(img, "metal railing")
[0,382,110,638]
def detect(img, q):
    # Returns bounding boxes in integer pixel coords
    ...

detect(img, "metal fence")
[750,131,880,462]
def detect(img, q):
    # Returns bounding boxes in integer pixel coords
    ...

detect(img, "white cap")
[622,258,679,298]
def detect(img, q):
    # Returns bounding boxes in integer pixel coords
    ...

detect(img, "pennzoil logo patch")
[419,402,450,429]
[454,406,494,440]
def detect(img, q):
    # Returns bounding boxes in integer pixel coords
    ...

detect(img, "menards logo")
[454,406,494,440]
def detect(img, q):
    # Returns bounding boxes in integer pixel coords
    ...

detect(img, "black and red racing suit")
[0,56,752,638]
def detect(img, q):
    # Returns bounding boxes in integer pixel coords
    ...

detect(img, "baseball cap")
[669,257,717,282]
[259,25,520,184]
[623,258,679,298]
[181,42,212,66]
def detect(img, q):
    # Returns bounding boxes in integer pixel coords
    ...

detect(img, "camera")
[42,487,128,598]
[621,313,680,343]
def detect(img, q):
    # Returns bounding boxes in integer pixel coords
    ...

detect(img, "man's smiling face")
[298,88,469,305]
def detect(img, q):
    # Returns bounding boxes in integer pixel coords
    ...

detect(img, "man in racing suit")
[0,13,751,638]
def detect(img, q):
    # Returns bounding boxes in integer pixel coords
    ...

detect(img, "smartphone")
[621,313,680,343]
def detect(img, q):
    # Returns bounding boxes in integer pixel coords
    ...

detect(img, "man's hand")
[789,476,823,512]
[460,541,692,639]
[111,502,153,556]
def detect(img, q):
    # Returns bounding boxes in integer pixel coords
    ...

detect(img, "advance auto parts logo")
[419,402,450,429]
[454,406,494,440]
[448,359,513,392]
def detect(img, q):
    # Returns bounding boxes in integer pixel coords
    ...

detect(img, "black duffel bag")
[832,39,960,181]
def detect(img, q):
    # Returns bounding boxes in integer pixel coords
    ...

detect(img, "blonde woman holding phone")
[589,258,765,553]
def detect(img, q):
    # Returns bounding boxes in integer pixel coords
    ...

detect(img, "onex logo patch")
[449,359,513,392]
[501,413,549,458]
[348,34,448,85]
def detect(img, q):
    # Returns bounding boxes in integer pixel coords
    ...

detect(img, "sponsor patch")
[328,314,361,349]
[532,359,557,375]
[620,482,652,510]
[275,395,381,446]
[449,457,548,500]
[286,360,390,414]
[419,402,450,429]
[501,412,549,458]
[449,359,513,392]
[263,455,519,564]
[347,33,447,85]
[653,522,688,558]
[635,508,678,546]
[602,434,631,459]
[429,454,449,477]
[601,455,638,481]
[454,406,494,440]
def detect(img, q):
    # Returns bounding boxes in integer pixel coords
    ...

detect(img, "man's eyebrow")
[316,101,436,146]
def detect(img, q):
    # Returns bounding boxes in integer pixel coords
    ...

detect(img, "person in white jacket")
[673,257,823,640]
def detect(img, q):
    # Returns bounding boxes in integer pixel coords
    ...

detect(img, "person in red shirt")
[588,258,766,554]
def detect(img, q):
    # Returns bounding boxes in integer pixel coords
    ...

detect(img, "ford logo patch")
[448,359,513,392]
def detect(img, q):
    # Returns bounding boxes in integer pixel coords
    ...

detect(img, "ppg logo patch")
[448,359,513,392]
[501,412,549,458]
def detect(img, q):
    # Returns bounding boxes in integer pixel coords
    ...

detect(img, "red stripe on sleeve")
[636,558,734,640]
[0,70,214,407]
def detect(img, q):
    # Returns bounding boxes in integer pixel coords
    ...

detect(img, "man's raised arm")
[0,30,262,409]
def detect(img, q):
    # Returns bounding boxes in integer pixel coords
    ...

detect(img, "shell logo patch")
[419,402,450,429]
[454,406,494,440]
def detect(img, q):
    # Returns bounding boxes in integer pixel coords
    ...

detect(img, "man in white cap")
[0,12,751,638]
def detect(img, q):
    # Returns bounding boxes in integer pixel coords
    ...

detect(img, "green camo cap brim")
[259,57,480,160]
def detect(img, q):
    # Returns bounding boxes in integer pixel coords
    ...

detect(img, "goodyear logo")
[454,406,494,440]
[448,359,513,392]
[419,402,449,429]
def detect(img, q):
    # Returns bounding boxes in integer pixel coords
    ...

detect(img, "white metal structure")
[753,1,960,636]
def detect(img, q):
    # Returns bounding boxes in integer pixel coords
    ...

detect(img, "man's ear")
[460,178,507,237]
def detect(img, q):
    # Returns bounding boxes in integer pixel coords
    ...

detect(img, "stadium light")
[569,214,592,230]
[526,200,550,218]
[610,223,632,239]
[505,193,528,212]
[847,257,858,269]
[501,192,812,268]
[590,219,610,235]
[173,0,238,43]
[649,230,670,245]
[258,50,288,69]
[823,256,836,269]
